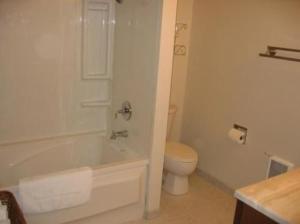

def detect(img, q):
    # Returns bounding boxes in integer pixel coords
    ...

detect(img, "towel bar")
[259,46,300,63]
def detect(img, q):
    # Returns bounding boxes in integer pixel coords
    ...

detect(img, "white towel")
[19,167,92,214]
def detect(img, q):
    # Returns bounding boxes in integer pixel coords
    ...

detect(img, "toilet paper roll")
[228,128,246,144]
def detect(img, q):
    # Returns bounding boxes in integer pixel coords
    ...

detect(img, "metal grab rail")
[259,46,300,63]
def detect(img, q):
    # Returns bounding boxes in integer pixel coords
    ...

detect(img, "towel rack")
[259,46,300,62]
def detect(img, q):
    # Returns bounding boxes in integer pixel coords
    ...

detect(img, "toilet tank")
[167,105,177,140]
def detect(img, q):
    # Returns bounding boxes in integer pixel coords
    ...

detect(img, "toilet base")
[163,172,189,195]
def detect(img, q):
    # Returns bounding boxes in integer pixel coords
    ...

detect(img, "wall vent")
[266,156,294,179]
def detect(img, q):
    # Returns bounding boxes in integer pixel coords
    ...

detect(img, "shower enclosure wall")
[0,0,164,223]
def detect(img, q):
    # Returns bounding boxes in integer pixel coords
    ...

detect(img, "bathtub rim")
[0,158,149,192]
[91,158,149,177]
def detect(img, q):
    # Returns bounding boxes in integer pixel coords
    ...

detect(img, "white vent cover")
[266,156,294,179]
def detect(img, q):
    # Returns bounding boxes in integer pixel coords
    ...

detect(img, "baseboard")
[196,169,235,195]
[144,209,160,220]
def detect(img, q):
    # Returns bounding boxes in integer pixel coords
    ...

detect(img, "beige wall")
[182,0,300,189]
[169,0,194,141]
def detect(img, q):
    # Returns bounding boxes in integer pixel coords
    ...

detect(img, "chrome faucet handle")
[110,130,129,140]
[120,130,128,137]
[110,131,116,140]
[115,101,132,121]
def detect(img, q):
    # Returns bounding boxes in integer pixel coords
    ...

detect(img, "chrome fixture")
[259,46,300,63]
[115,101,132,121]
[233,124,248,144]
[110,130,129,140]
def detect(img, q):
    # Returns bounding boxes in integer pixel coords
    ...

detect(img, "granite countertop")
[235,168,300,224]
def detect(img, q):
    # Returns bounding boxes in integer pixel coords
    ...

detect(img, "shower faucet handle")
[118,107,130,114]
[115,101,132,121]
[110,130,129,140]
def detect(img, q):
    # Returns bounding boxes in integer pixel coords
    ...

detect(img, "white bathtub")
[0,137,148,224]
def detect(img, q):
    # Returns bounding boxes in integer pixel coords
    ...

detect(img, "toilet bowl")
[163,142,198,195]
[162,105,199,195]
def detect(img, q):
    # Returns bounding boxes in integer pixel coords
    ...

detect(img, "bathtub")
[0,137,148,224]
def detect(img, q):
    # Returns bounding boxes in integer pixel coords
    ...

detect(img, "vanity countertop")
[235,168,300,224]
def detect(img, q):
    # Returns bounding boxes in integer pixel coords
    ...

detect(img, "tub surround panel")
[0,0,113,155]
[0,0,165,223]
[82,0,114,80]
[111,0,162,156]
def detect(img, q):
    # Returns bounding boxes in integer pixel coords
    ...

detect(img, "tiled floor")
[128,173,236,224]
[70,173,236,224]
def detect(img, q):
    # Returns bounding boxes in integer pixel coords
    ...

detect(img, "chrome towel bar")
[259,46,300,63]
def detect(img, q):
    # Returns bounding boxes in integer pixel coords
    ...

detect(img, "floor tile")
[69,173,236,224]
[127,173,236,224]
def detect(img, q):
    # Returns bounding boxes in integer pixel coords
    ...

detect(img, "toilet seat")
[165,142,198,163]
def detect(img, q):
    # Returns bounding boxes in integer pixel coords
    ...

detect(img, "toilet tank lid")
[165,142,198,162]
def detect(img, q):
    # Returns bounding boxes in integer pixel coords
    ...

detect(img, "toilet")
[163,105,198,195]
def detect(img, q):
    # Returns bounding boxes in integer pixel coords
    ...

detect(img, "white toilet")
[163,105,198,195]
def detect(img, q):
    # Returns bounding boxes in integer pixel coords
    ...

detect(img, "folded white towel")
[19,167,92,214]
[0,204,8,221]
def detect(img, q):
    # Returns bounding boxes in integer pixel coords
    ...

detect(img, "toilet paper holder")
[233,124,248,144]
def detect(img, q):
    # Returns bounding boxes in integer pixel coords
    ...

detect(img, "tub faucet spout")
[110,130,128,140]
